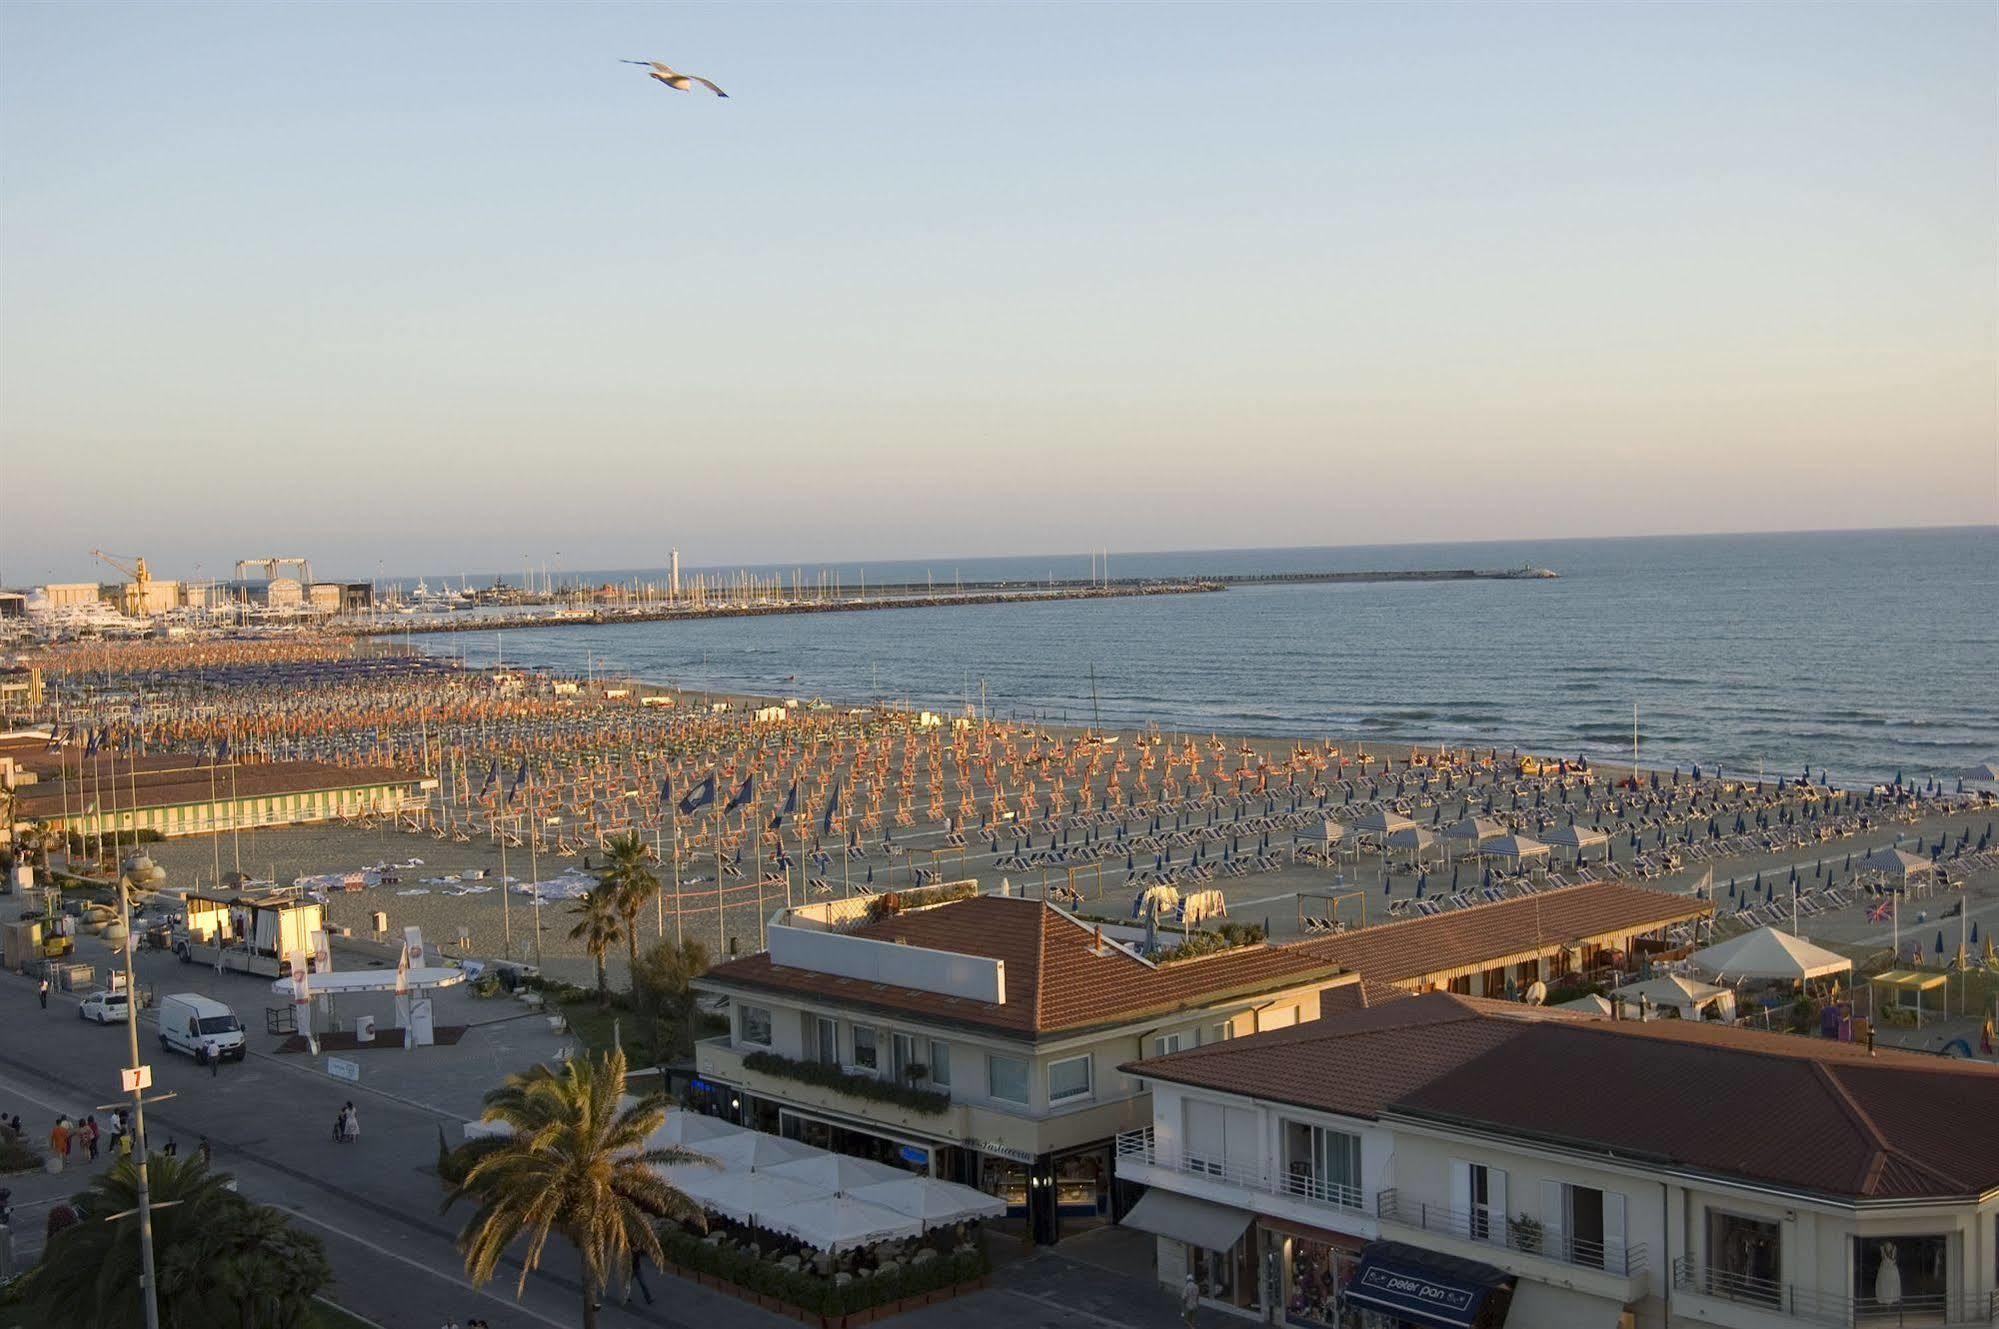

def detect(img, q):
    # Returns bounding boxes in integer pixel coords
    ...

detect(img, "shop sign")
[977,1140,1035,1164]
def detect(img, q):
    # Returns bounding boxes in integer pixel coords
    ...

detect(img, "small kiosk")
[179,890,325,978]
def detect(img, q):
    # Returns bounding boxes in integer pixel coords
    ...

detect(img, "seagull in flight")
[622,59,728,98]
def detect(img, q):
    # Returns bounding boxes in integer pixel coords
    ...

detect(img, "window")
[813,1017,838,1065]
[851,1026,878,1071]
[987,1054,1029,1104]
[1152,1033,1184,1056]
[892,1032,919,1082]
[1283,1121,1362,1208]
[1184,1100,1257,1177]
[1856,1234,1946,1314]
[739,1005,772,1047]
[1206,1021,1234,1044]
[929,1039,951,1086]
[1705,1210,1781,1306]
[1544,1181,1626,1271]
[1048,1055,1092,1103]
[1452,1161,1507,1243]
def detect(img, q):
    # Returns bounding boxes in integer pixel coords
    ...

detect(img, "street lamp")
[112,853,169,1329]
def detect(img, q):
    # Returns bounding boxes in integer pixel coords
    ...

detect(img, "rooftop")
[1283,881,1711,985]
[1126,991,1999,1204]
[697,892,1350,1039]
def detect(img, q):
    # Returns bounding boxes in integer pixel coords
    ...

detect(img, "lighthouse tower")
[669,549,681,602]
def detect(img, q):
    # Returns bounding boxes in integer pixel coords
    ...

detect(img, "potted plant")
[1507,1213,1543,1254]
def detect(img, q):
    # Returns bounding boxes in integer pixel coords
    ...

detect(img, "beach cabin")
[179,890,325,978]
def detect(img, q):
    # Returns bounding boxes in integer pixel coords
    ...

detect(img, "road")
[0,929,782,1329]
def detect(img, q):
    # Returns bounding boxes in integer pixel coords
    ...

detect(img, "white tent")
[848,1176,1009,1228]
[1442,816,1506,846]
[763,1153,907,1193]
[765,1194,924,1251]
[1611,974,1736,1021]
[1554,993,1616,1016]
[1860,846,1936,882]
[645,1109,747,1151]
[1480,833,1551,861]
[698,1130,825,1173]
[1385,825,1441,858]
[1959,761,1999,787]
[1542,823,1610,857]
[676,1170,828,1225]
[1687,927,1851,982]
[1350,808,1415,837]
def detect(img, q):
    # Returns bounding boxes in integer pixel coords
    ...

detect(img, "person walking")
[197,1137,212,1167]
[623,1250,655,1306]
[37,978,48,1011]
[47,1119,69,1171]
[1181,1273,1201,1328]
[83,1116,99,1162]
[341,1103,358,1144]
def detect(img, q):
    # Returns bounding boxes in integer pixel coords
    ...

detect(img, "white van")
[157,992,247,1062]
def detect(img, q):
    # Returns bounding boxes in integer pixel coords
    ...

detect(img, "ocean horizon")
[409,525,1998,786]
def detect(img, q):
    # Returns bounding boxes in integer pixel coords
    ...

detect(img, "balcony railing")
[1114,1128,1364,1214]
[1375,1187,1647,1279]
[1674,1258,1997,1326]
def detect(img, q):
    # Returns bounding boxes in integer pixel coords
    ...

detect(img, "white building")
[1119,991,1999,1329]
[692,888,1356,1244]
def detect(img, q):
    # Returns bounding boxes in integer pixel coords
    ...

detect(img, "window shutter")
[1489,1170,1509,1241]
[1186,1100,1225,1169]
[1450,1161,1471,1222]
[1603,1191,1627,1267]
[1223,1107,1258,1173]
[1542,1181,1567,1252]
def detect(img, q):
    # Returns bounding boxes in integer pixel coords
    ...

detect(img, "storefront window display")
[1854,1234,1947,1317]
[1284,1234,1359,1329]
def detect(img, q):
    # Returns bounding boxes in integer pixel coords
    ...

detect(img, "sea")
[408,527,1998,786]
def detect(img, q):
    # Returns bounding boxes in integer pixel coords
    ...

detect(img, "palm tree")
[568,887,626,1010]
[443,1047,705,1329]
[25,1152,331,1329]
[599,832,660,980]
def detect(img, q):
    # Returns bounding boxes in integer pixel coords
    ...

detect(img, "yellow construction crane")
[90,549,152,616]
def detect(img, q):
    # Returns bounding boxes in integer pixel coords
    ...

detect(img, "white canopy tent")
[1610,974,1737,1021]
[764,1194,924,1251]
[1350,808,1415,839]
[1687,927,1852,982]
[698,1130,825,1173]
[645,1109,747,1152]
[1542,823,1612,861]
[675,1170,828,1226]
[848,1176,1009,1228]
[1479,833,1551,869]
[1384,825,1442,862]
[763,1153,907,1193]
[1859,846,1937,884]
[1441,816,1506,847]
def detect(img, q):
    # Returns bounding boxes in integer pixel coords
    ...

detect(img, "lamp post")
[117,853,167,1329]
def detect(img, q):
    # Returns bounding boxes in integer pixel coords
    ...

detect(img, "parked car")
[78,990,131,1024]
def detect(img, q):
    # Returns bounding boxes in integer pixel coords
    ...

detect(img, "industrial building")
[0,734,435,844]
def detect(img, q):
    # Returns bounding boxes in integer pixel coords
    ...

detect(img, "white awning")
[1122,1188,1252,1253]
[1505,1280,1629,1329]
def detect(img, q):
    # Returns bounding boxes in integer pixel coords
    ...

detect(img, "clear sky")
[2,1,1993,584]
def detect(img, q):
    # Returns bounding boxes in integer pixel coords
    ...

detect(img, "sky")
[1,1,1994,584]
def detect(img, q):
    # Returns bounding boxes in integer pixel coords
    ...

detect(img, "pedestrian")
[116,1130,133,1161]
[1181,1273,1200,1327]
[47,1119,69,1170]
[624,1250,655,1306]
[197,1137,212,1166]
[162,1138,177,1158]
[37,978,48,1010]
[331,1109,345,1144]
[84,1117,99,1162]
[342,1102,358,1144]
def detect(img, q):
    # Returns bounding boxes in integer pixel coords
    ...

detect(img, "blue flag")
[725,774,756,814]
[768,782,798,830]
[658,778,673,808]
[679,774,716,816]
[821,783,840,835]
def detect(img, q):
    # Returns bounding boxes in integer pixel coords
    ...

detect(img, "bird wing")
[687,75,728,97]
[650,72,691,90]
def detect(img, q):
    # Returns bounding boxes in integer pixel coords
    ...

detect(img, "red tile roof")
[1395,1018,1999,1201]
[698,894,1349,1039]
[1127,992,1583,1118]
[1284,882,1710,985]
[1130,990,1999,1202]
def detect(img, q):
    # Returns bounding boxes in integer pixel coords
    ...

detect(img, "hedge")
[741,1052,951,1115]
[658,1226,986,1316]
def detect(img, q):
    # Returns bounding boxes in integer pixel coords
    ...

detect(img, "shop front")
[978,1140,1114,1245]
[1262,1219,1366,1329]
[1338,1241,1514,1329]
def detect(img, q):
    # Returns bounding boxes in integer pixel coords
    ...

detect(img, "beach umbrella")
[1936,932,1945,957]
